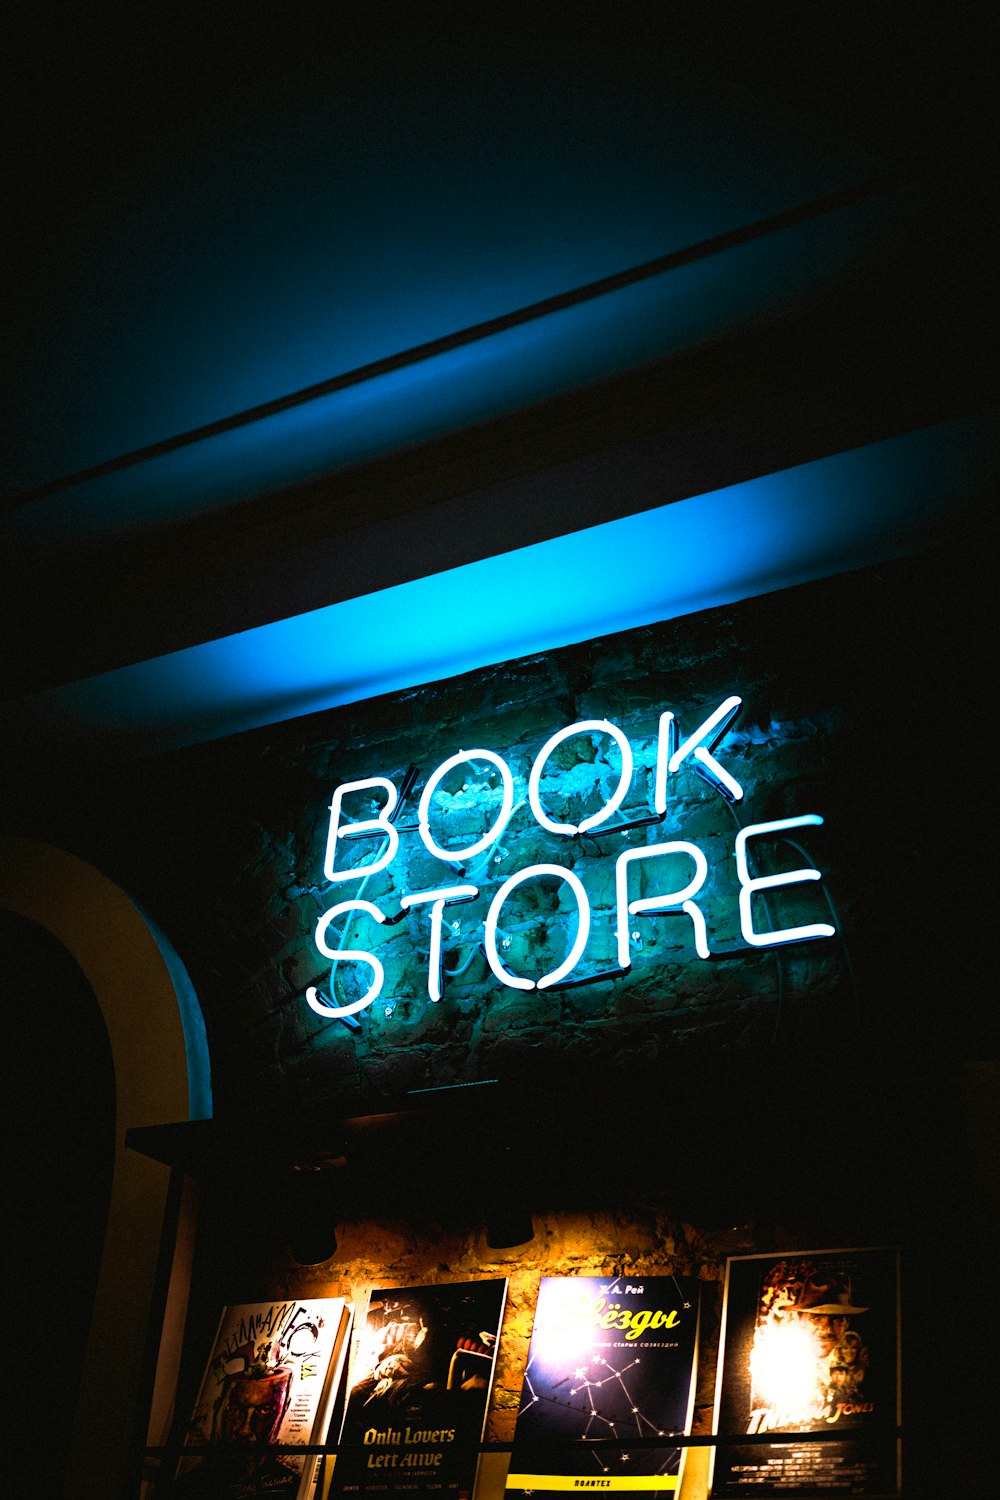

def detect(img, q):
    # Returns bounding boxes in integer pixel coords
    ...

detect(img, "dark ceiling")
[5,6,992,486]
[2,5,996,724]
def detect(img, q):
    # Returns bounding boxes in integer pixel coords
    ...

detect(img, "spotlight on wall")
[286,1162,343,1265]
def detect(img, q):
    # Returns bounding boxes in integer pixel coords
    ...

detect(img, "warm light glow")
[323,776,399,883]
[526,1279,601,1371]
[418,748,515,863]
[350,1316,407,1388]
[528,719,634,836]
[749,1320,825,1410]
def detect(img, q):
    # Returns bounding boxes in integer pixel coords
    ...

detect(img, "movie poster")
[711,1247,900,1496]
[332,1280,508,1500]
[506,1274,701,1497]
[173,1296,354,1499]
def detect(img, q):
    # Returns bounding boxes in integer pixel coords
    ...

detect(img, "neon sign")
[305,696,835,1021]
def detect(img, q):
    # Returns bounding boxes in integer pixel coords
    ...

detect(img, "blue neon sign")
[304,695,835,1022]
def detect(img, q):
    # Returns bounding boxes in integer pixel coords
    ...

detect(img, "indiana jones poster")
[711,1247,900,1496]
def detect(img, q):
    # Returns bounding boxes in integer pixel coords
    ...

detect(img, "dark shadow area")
[3,909,115,1496]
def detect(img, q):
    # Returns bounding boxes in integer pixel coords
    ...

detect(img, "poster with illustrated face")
[175,1296,354,1499]
[333,1280,507,1500]
[506,1274,701,1497]
[711,1248,900,1497]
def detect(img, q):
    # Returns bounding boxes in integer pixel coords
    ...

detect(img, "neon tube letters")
[306,697,836,1020]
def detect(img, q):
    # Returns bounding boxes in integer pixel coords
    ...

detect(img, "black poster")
[711,1248,900,1496]
[333,1281,507,1500]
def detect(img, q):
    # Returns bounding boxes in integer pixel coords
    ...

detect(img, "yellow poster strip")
[505,1477,678,1492]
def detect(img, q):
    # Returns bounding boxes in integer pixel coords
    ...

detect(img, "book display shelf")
[127,1070,910,1500]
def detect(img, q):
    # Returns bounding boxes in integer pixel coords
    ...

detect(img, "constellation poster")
[710,1247,900,1496]
[506,1274,701,1496]
[332,1280,507,1500]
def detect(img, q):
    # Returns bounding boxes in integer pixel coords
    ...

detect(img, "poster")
[506,1274,701,1496]
[174,1296,354,1499]
[711,1247,900,1496]
[333,1280,508,1500]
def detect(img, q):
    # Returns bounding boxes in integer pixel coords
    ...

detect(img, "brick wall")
[112,546,989,1499]
[83,547,982,1119]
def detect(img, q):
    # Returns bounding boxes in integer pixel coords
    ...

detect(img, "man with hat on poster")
[722,1249,899,1492]
[785,1270,871,1408]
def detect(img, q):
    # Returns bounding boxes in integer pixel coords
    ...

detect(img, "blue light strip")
[18,413,996,754]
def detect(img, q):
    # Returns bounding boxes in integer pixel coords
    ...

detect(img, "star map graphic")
[508,1276,700,1489]
[520,1352,681,1475]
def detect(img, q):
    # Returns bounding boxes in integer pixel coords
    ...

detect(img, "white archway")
[0,836,210,1498]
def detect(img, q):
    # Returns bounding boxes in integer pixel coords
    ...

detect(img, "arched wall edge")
[0,835,211,1498]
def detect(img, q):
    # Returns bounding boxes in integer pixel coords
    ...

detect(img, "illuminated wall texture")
[252,1206,743,1455]
[75,541,981,1120]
